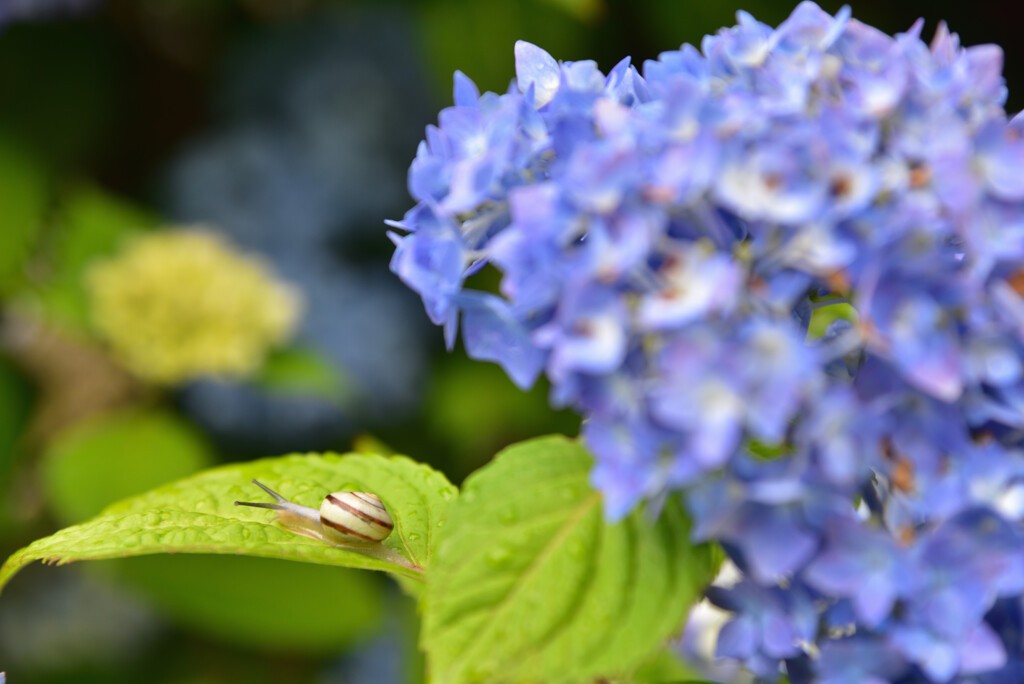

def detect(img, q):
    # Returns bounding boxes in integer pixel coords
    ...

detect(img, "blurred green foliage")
[0,357,33,528]
[106,555,387,654]
[424,357,580,482]
[256,346,353,404]
[807,302,859,340]
[418,0,588,96]
[0,136,47,295]
[50,187,159,288]
[41,408,212,524]
[29,186,158,333]
[631,647,707,682]
[42,414,395,656]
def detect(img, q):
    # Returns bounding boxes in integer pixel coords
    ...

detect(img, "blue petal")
[456,292,545,389]
[452,70,480,107]
[514,40,560,107]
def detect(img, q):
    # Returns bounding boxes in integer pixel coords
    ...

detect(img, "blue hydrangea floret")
[389,2,1024,681]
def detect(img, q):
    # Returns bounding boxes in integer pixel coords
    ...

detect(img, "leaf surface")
[108,554,385,653]
[1,452,457,595]
[41,408,213,524]
[422,435,719,684]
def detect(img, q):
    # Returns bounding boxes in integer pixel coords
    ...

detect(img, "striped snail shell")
[235,479,394,546]
[320,491,393,544]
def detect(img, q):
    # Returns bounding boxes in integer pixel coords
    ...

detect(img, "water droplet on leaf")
[486,546,512,568]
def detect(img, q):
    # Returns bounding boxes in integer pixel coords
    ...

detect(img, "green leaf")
[807,302,858,340]
[537,0,604,21]
[41,410,386,653]
[108,555,385,653]
[745,438,792,462]
[26,185,158,332]
[418,0,587,99]
[353,432,399,457]
[427,358,580,479]
[55,185,159,274]
[255,346,352,404]
[630,646,709,683]
[1,452,457,596]
[41,408,214,525]
[422,435,719,684]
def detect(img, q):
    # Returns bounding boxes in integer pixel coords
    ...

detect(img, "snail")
[234,479,423,573]
[235,479,394,545]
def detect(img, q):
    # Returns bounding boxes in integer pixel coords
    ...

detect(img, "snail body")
[235,479,394,545]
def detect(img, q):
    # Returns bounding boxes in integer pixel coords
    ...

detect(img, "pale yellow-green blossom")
[87,229,302,385]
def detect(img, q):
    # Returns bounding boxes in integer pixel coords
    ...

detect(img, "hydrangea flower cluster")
[88,229,302,385]
[389,3,1024,681]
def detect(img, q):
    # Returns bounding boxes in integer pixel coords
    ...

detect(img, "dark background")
[6,1,1024,200]
[0,1,1020,682]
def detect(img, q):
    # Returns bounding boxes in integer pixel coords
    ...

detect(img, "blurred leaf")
[0,311,140,458]
[635,0,788,56]
[396,585,427,684]
[28,186,158,332]
[353,433,399,457]
[745,439,791,462]
[54,185,159,277]
[256,346,352,404]
[631,647,708,683]
[418,0,587,99]
[538,0,604,22]
[422,436,719,684]
[428,358,579,478]
[1,452,457,595]
[0,356,34,535]
[108,554,384,653]
[0,136,48,294]
[0,356,33,474]
[807,302,858,340]
[41,408,214,525]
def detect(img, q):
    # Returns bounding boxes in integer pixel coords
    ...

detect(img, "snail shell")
[320,491,393,543]
[235,479,394,546]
